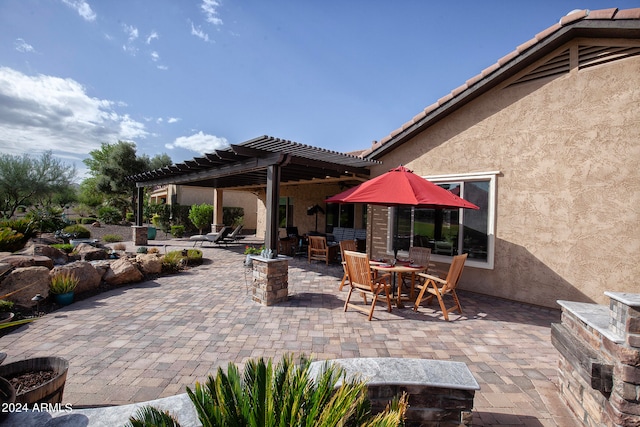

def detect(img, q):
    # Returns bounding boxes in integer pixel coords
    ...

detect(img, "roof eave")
[365,18,640,160]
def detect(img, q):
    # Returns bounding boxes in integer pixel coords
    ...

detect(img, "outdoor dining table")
[370,261,428,308]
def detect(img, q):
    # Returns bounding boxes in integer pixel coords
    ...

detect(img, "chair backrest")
[212,227,230,242]
[408,246,431,266]
[228,224,243,238]
[339,240,357,258]
[309,235,327,250]
[343,250,374,291]
[443,253,468,291]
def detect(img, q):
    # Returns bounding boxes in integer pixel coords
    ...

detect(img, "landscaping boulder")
[50,261,101,294]
[21,244,68,265]
[0,263,12,278]
[104,257,143,286]
[136,253,163,275]
[90,260,111,280]
[0,266,50,306]
[0,255,54,270]
[74,243,108,261]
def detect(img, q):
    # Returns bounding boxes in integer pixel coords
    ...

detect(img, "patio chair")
[222,224,245,244]
[338,240,358,290]
[413,253,468,321]
[343,250,392,321]
[308,235,338,265]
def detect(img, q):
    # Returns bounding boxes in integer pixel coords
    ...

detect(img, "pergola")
[126,135,379,254]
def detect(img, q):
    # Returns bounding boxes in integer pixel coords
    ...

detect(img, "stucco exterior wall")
[371,42,640,307]
[170,185,258,231]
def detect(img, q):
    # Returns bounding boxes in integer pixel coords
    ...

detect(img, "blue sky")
[0,1,637,180]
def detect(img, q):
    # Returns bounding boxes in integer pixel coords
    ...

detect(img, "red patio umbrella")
[325,166,479,210]
[325,166,479,257]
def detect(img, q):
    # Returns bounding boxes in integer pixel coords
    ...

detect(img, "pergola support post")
[264,164,281,257]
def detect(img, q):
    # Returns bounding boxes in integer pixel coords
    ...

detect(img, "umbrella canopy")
[325,166,479,210]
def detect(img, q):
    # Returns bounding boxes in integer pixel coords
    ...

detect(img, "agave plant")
[127,354,407,427]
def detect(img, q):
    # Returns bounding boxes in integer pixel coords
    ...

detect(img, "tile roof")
[363,7,640,159]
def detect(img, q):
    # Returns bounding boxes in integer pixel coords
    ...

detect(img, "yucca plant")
[127,354,407,427]
[49,271,78,295]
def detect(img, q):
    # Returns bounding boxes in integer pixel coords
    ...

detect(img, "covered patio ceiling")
[127,135,378,190]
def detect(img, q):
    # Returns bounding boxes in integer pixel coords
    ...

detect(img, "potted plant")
[49,271,78,306]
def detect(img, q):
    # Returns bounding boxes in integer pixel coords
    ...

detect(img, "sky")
[1,1,637,181]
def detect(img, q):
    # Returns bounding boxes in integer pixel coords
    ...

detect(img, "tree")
[148,153,172,170]
[188,203,213,234]
[84,141,151,219]
[0,151,76,218]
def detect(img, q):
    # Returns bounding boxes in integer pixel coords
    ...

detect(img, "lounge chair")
[190,226,230,247]
[222,225,245,244]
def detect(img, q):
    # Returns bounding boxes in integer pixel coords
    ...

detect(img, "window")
[326,203,355,232]
[388,171,497,269]
[279,197,293,228]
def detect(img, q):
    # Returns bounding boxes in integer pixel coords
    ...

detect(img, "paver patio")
[0,238,580,426]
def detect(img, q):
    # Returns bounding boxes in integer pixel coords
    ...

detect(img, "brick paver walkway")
[0,238,579,426]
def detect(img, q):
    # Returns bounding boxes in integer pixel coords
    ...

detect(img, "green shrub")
[97,206,122,224]
[170,225,185,238]
[0,218,37,240]
[25,207,65,233]
[49,271,79,294]
[63,224,90,238]
[126,212,135,222]
[163,249,202,268]
[103,234,123,243]
[0,299,14,312]
[137,246,148,254]
[126,354,407,427]
[81,217,98,224]
[51,243,74,253]
[0,228,25,252]
[188,203,214,234]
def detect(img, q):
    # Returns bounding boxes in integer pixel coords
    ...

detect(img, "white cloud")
[151,51,160,62]
[14,39,35,53]
[123,24,139,42]
[0,67,148,157]
[157,65,168,70]
[61,0,96,22]
[122,24,139,55]
[201,0,223,26]
[190,22,210,42]
[167,117,180,124]
[166,131,229,154]
[146,31,159,44]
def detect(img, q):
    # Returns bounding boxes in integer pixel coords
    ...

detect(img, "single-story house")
[360,7,640,307]
[129,8,639,309]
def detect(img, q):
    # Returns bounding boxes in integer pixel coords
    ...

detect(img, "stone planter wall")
[553,293,640,426]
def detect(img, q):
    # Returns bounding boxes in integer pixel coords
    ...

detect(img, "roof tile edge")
[366,7,639,158]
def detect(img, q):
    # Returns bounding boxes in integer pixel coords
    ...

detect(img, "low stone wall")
[553,292,640,426]
[309,358,479,426]
[4,357,479,426]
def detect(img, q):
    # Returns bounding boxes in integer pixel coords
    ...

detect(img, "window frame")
[386,171,498,270]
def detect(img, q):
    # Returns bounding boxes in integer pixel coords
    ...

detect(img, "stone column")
[251,256,288,306]
[131,226,148,246]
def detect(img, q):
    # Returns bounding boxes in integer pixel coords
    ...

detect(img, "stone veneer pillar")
[251,256,288,305]
[131,226,148,246]
[553,292,640,426]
